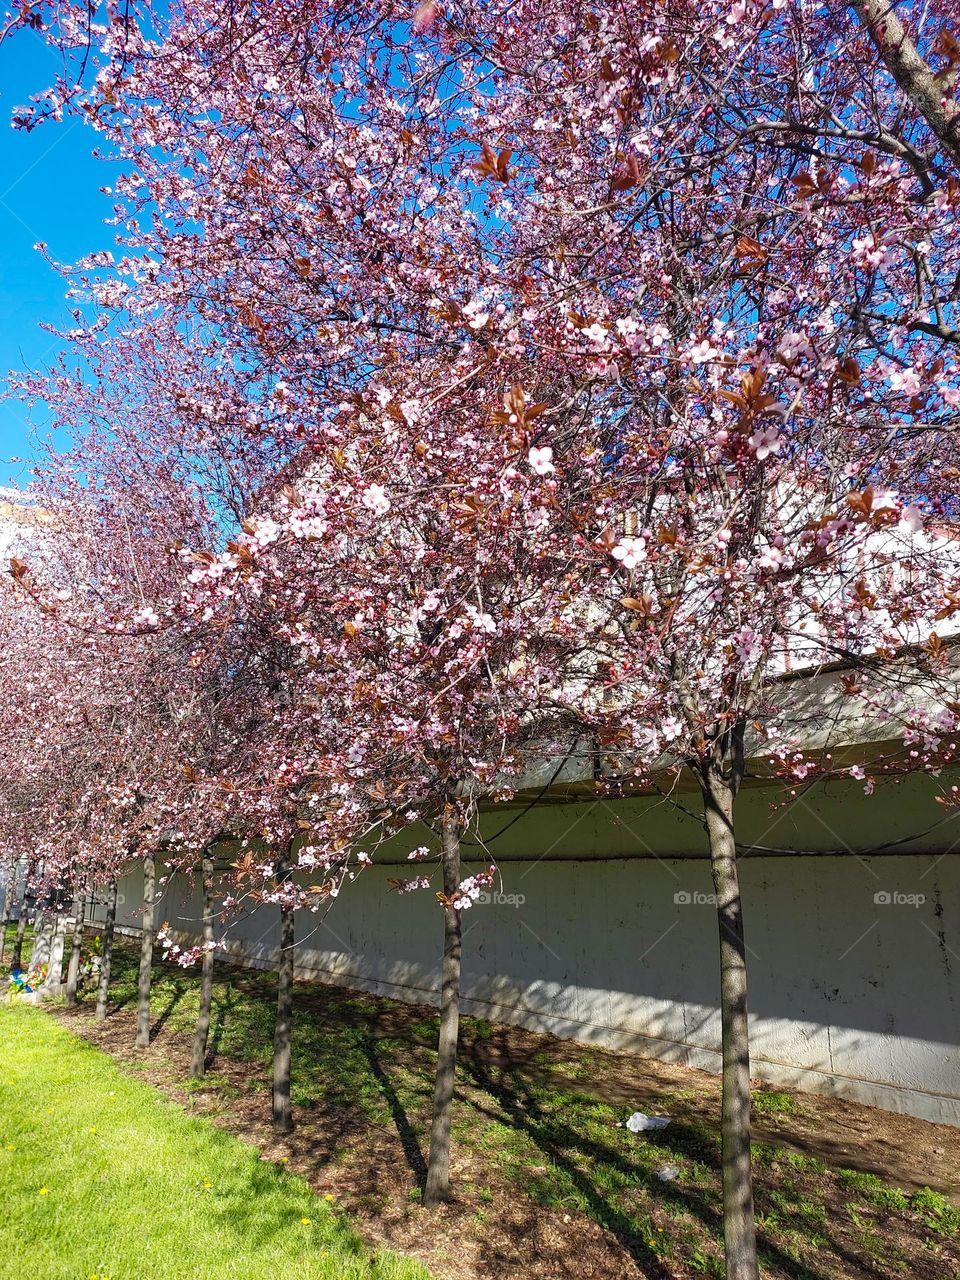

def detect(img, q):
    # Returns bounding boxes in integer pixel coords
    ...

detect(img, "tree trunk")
[191,850,216,1078]
[65,890,87,1006]
[423,803,463,1207]
[0,864,14,965]
[272,845,295,1134]
[701,730,758,1280]
[135,852,156,1049]
[95,879,118,1022]
[11,897,27,970]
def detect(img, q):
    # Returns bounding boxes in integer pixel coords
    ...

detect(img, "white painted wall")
[95,773,960,1125]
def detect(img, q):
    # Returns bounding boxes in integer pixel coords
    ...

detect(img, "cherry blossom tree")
[0,425,246,1039]
[174,377,591,1189]
[426,5,960,1271]
[8,2,960,1275]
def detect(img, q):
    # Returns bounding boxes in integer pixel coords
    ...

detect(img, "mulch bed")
[51,969,960,1280]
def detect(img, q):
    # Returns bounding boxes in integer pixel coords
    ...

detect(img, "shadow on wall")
[100,810,960,1126]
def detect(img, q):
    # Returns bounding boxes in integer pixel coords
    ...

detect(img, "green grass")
[911,1185,960,1235]
[837,1168,960,1231]
[19,939,959,1280]
[0,1003,430,1280]
[751,1090,796,1115]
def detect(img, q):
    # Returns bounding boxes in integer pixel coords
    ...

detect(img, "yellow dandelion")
[202,1181,213,1191]
[300,1217,312,1226]
[89,1127,97,1135]
[324,1193,334,1202]
[38,1187,49,1196]
[280,1156,289,1164]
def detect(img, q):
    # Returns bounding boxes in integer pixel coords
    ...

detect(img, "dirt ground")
[53,968,960,1280]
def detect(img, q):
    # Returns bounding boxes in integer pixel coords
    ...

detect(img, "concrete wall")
[94,773,960,1126]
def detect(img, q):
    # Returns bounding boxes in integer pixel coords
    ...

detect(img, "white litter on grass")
[625,1111,671,1133]
[657,1164,680,1182]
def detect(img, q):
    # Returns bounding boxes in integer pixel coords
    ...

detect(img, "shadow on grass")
[205,983,237,1071]
[462,1056,833,1280]
[95,947,898,1280]
[359,1031,427,1184]
[150,981,188,1043]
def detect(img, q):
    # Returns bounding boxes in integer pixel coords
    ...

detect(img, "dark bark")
[423,803,463,1208]
[95,879,118,1022]
[700,727,758,1280]
[0,864,14,965]
[191,850,217,1078]
[11,901,27,970]
[135,852,156,1049]
[65,891,87,1006]
[272,844,295,1134]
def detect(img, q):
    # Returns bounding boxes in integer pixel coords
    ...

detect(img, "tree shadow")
[149,983,187,1043]
[463,1056,833,1280]
[204,982,236,1071]
[359,1030,427,1183]
[106,992,135,1015]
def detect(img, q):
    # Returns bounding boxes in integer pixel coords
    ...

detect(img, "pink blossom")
[899,506,923,535]
[528,446,555,476]
[688,338,720,365]
[611,537,647,571]
[748,425,783,461]
[888,366,923,398]
[465,605,496,634]
[582,322,610,351]
[395,876,431,895]
[731,627,762,665]
[362,484,391,516]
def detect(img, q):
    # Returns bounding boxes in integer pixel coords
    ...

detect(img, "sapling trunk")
[11,896,27,970]
[701,730,758,1280]
[423,803,463,1207]
[95,879,118,1022]
[191,849,217,1078]
[0,864,14,964]
[135,852,156,1049]
[272,844,295,1134]
[65,890,87,1005]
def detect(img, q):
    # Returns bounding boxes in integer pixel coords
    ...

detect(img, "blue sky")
[0,29,115,488]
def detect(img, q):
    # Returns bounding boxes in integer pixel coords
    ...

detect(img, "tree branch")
[851,1,960,168]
